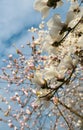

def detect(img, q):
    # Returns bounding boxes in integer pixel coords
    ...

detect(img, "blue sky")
[0,0,70,64]
[0,0,42,61]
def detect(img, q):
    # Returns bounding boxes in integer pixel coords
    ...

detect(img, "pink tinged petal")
[24,91,28,96]
[21,127,24,130]
[8,54,13,59]
[31,101,38,109]
[23,116,29,122]
[10,96,17,101]
[8,123,14,128]
[26,108,31,115]
[14,126,18,130]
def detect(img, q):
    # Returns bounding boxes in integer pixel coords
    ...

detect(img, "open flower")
[69,1,83,18]
[34,0,63,19]
[32,71,48,89]
[47,12,75,41]
[34,0,50,19]
[36,88,52,107]
[58,54,78,70]
[47,14,65,42]
[77,35,83,48]
[65,11,75,27]
[43,65,59,80]
[47,8,82,45]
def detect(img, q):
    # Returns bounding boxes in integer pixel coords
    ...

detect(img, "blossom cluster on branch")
[0,0,83,130]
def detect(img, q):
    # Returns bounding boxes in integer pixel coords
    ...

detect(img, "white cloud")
[0,0,42,64]
[0,0,41,41]
[0,0,70,67]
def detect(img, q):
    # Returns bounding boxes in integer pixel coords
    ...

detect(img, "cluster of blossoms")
[0,0,83,130]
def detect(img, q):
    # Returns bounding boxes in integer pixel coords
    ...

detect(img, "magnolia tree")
[0,0,83,130]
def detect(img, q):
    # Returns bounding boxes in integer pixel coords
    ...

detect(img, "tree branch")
[58,99,83,119]
[52,16,83,47]
[57,105,73,130]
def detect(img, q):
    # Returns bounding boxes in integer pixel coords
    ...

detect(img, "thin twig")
[58,99,83,119]
[39,66,76,99]
[57,105,73,130]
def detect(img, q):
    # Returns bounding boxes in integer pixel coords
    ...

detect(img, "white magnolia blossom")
[47,1,83,41]
[44,65,67,80]
[34,0,63,19]
[56,0,63,7]
[43,66,59,80]
[47,14,65,41]
[32,71,44,87]
[77,35,83,48]
[70,1,83,18]
[34,0,50,19]
[47,12,75,42]
[36,88,51,107]
[65,11,75,26]
[59,54,78,69]
[42,37,59,54]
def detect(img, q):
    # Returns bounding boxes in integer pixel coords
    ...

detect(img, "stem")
[58,100,83,119]
[57,105,73,130]
[39,67,76,99]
